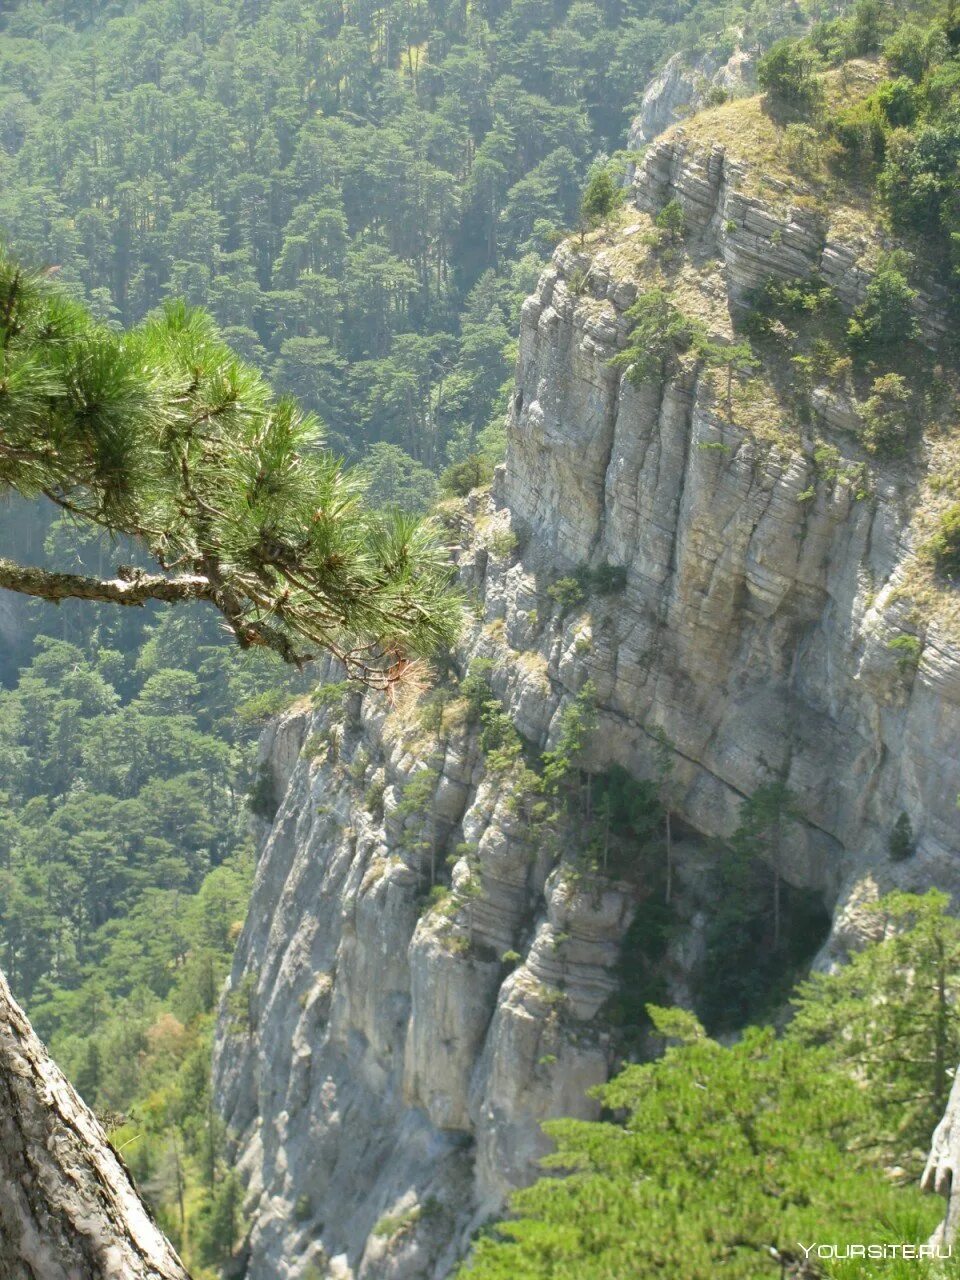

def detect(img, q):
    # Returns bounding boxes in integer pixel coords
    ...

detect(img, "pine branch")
[0,252,461,680]
[0,557,218,607]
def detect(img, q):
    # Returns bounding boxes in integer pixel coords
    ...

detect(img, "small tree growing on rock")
[758,39,823,116]
[654,198,686,243]
[610,290,693,385]
[859,372,913,456]
[693,330,758,414]
[848,251,920,353]
[579,166,623,243]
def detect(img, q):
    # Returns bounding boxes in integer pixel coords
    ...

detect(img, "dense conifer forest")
[0,0,801,491]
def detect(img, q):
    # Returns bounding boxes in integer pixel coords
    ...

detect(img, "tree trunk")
[923,1061,960,1248]
[0,969,190,1280]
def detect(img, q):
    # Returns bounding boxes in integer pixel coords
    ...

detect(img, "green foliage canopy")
[459,1003,941,1280]
[0,252,458,682]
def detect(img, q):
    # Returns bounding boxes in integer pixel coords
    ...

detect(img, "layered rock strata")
[215,122,960,1279]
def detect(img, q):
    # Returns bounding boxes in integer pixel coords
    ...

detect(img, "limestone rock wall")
[627,46,754,148]
[214,130,960,1280]
[213,684,628,1280]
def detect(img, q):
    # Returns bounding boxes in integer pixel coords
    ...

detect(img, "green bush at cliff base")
[459,892,960,1280]
[458,1007,941,1280]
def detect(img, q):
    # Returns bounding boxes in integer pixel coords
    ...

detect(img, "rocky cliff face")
[627,46,754,148]
[214,105,960,1279]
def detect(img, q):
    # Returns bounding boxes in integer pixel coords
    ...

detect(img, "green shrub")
[580,166,624,235]
[364,779,386,817]
[874,76,921,128]
[828,98,887,168]
[811,0,888,63]
[247,764,279,821]
[545,563,628,614]
[926,503,960,578]
[781,121,822,172]
[757,40,823,115]
[858,373,912,456]
[547,576,585,611]
[425,884,452,910]
[887,633,922,672]
[654,198,686,242]
[488,528,518,558]
[744,275,835,338]
[480,700,523,768]
[883,21,949,83]
[461,658,497,717]
[441,454,493,497]
[303,732,333,760]
[847,254,919,352]
[610,289,694,385]
[879,121,960,235]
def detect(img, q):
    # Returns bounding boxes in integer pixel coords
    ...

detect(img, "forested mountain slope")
[0,0,801,484]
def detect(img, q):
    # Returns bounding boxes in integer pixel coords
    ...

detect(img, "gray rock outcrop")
[214,124,960,1279]
[924,1070,960,1247]
[628,47,754,148]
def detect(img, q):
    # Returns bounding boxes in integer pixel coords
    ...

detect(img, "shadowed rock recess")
[213,121,960,1279]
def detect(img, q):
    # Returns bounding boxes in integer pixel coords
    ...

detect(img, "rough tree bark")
[0,558,216,609]
[0,969,190,1280]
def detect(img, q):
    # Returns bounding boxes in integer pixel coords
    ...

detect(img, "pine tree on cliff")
[0,249,459,1276]
[0,250,459,686]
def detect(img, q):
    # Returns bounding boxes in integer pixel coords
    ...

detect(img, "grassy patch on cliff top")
[674,60,887,243]
[568,207,662,284]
